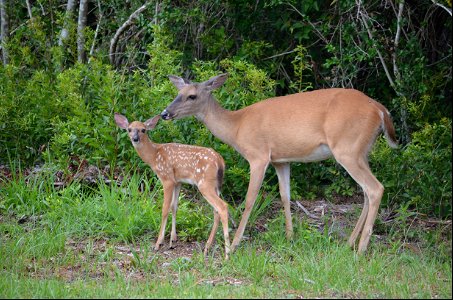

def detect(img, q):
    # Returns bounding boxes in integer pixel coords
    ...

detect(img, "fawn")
[114,113,230,259]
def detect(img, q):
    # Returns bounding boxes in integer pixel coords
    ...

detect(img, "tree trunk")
[77,0,88,63]
[58,0,76,46]
[0,0,9,65]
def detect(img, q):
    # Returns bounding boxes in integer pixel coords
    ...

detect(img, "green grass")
[0,168,451,298]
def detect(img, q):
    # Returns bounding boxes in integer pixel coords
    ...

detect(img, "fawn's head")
[114,113,160,146]
[161,73,228,121]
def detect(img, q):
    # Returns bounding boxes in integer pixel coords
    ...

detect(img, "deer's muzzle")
[160,109,173,120]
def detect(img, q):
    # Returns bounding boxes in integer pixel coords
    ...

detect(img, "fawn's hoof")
[169,238,178,249]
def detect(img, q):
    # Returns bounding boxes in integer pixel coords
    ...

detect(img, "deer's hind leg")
[333,151,384,253]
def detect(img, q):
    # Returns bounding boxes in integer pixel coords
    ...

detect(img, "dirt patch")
[51,237,205,282]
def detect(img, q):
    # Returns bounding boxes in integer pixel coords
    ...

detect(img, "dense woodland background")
[0,0,451,218]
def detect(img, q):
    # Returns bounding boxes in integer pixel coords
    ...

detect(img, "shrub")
[371,118,452,218]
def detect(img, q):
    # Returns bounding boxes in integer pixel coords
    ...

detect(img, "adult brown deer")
[114,113,230,259]
[160,74,398,254]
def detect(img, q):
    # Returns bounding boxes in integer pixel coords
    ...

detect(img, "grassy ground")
[0,168,451,298]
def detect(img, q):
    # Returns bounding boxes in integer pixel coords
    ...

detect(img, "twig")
[263,49,297,61]
[88,0,103,62]
[356,0,402,97]
[286,2,329,44]
[293,201,319,219]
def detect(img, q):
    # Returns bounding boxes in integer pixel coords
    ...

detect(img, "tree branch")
[25,0,33,19]
[393,0,404,82]
[88,0,103,62]
[109,2,150,66]
[431,0,452,16]
[356,0,399,94]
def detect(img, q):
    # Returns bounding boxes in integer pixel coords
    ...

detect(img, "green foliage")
[0,65,60,163]
[51,61,124,166]
[6,17,53,71]
[0,166,212,243]
[371,118,452,218]
[289,45,313,93]
[0,1,451,220]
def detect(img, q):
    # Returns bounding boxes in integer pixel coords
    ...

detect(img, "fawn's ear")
[144,115,160,130]
[114,113,129,129]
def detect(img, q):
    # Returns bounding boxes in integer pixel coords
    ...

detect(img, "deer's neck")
[197,97,240,148]
[134,137,158,167]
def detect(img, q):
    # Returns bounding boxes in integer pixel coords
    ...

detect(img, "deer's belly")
[272,144,332,163]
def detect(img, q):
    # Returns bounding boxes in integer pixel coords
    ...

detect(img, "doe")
[161,73,398,254]
[114,113,230,259]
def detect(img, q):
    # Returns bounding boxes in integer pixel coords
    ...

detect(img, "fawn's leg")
[199,185,231,259]
[204,210,220,257]
[170,183,181,248]
[155,182,176,251]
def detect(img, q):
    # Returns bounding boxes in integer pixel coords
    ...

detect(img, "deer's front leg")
[155,182,175,251]
[231,159,269,252]
[169,183,181,249]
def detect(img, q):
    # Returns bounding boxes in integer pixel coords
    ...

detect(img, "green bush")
[0,65,62,164]
[1,21,451,220]
[371,118,452,218]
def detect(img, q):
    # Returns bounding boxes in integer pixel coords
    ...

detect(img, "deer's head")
[161,73,228,121]
[114,113,160,146]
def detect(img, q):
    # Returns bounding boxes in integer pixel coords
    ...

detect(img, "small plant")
[289,44,313,93]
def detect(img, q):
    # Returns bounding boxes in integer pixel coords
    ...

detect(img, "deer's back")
[232,88,385,161]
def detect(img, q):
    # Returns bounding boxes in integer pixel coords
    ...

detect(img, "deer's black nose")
[161,110,171,120]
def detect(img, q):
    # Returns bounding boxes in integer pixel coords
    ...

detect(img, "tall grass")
[0,166,451,298]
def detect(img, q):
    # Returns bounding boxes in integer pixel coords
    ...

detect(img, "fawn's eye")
[188,95,197,100]
[128,128,131,132]
[141,129,146,133]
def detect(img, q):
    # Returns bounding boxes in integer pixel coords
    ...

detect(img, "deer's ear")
[168,75,188,90]
[114,113,129,129]
[204,73,228,91]
[144,115,160,130]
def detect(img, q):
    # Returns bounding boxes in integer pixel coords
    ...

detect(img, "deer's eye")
[128,128,131,132]
[188,95,197,100]
[141,129,146,133]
